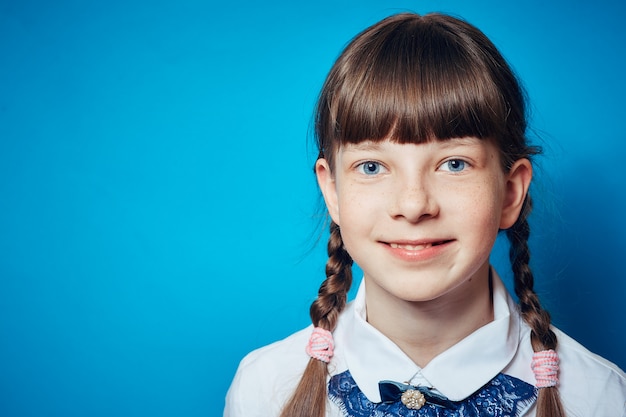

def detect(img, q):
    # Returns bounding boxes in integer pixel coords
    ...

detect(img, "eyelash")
[439,159,469,173]
[356,161,385,175]
[355,158,470,175]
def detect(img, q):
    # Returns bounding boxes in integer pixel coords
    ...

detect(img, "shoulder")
[236,325,312,374]
[552,327,626,416]
[224,326,313,417]
[514,320,626,416]
[554,327,623,376]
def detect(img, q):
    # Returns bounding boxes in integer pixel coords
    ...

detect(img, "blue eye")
[358,161,382,175]
[442,159,466,172]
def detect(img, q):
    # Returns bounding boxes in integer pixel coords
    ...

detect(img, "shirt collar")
[337,269,521,402]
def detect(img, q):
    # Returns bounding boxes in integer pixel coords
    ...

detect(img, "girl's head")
[280,12,564,417]
[315,12,535,173]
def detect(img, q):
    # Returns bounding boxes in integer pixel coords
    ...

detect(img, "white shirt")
[224,272,626,416]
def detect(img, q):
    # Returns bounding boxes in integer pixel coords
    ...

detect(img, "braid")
[507,197,566,417]
[279,221,353,417]
[310,222,354,330]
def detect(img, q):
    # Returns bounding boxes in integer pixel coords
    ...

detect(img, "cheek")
[335,186,385,235]
[336,189,364,227]
[336,181,379,211]
[451,183,503,230]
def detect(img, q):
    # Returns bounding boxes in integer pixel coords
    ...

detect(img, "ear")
[500,158,533,229]
[315,158,340,225]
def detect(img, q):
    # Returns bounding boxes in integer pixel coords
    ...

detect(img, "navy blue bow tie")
[379,380,455,410]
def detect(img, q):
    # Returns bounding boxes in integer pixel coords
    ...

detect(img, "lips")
[388,240,449,250]
[383,239,452,261]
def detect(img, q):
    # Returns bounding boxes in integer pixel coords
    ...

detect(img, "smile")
[388,241,448,251]
[383,240,452,262]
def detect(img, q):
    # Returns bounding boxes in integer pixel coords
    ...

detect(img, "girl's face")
[316,137,531,309]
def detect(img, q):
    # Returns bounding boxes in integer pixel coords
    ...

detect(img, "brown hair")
[281,12,565,417]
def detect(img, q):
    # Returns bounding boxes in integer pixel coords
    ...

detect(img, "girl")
[224,12,625,417]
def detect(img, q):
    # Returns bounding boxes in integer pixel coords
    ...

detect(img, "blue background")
[1,1,624,416]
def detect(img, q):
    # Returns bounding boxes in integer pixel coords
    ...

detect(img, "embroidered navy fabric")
[328,370,537,417]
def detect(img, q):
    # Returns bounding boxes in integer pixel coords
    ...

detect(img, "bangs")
[316,14,525,154]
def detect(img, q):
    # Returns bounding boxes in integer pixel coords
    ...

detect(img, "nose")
[388,175,439,223]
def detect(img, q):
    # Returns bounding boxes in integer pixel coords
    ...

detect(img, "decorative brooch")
[400,388,426,410]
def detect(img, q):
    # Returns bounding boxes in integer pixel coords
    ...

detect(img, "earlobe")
[315,158,340,225]
[500,159,533,229]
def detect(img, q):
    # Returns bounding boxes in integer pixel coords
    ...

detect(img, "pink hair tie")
[531,349,559,388]
[306,327,334,363]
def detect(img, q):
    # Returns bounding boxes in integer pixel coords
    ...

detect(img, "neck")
[365,265,494,367]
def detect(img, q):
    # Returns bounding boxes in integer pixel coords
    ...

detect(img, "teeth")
[390,243,433,250]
